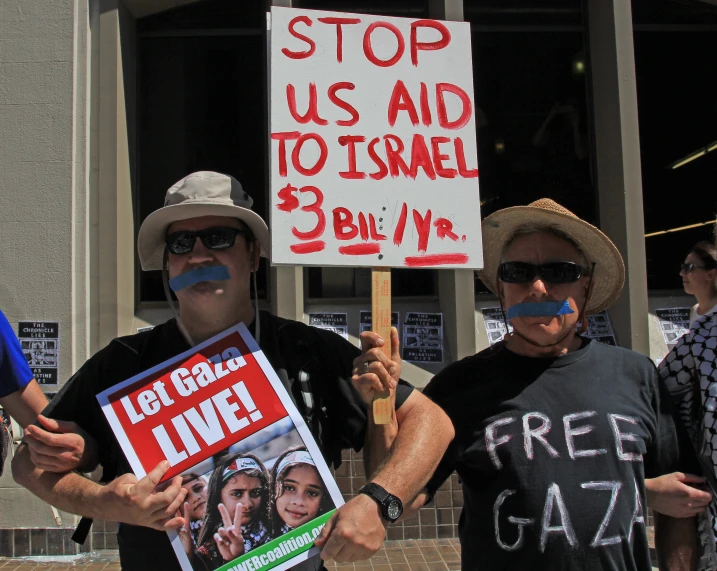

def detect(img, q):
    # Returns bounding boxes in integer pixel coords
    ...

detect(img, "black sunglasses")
[165,226,250,255]
[680,263,707,273]
[498,261,591,284]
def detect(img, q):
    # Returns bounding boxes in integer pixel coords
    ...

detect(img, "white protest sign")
[270,7,482,269]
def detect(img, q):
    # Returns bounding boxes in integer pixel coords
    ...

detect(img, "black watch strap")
[359,482,403,522]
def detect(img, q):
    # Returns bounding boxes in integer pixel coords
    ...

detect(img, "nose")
[187,238,214,264]
[529,277,548,296]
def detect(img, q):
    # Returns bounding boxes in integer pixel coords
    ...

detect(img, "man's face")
[498,231,589,346]
[166,215,257,311]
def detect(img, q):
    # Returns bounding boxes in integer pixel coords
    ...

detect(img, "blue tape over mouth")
[506,301,574,320]
[169,266,231,292]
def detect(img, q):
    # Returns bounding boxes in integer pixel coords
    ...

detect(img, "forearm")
[363,402,399,480]
[368,393,454,504]
[655,512,697,571]
[0,380,48,428]
[12,443,106,520]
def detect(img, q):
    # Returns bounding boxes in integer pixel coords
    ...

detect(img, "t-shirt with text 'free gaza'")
[424,338,696,571]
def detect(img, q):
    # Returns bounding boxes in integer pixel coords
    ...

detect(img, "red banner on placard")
[106,331,288,482]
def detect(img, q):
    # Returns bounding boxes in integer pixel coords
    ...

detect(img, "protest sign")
[270,7,482,269]
[98,324,343,571]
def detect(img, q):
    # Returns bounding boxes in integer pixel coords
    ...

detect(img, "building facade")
[1,0,716,555]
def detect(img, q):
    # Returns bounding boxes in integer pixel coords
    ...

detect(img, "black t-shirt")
[424,339,695,571]
[44,311,413,571]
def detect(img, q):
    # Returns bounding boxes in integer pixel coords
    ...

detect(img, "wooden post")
[372,268,392,424]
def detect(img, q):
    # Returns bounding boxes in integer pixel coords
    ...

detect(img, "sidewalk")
[0,539,461,571]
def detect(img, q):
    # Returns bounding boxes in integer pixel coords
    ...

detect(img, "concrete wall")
[0,0,94,535]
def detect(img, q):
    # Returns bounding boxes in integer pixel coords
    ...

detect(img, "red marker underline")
[404,254,469,267]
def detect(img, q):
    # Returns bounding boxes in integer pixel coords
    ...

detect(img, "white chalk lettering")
[539,483,577,552]
[171,367,197,397]
[152,424,188,465]
[628,478,645,542]
[494,489,534,551]
[120,395,145,424]
[580,481,622,546]
[486,417,516,470]
[184,399,225,446]
[563,411,607,459]
[523,412,559,460]
[608,414,643,461]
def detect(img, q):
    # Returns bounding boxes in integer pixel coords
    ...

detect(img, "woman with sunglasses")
[680,241,717,328]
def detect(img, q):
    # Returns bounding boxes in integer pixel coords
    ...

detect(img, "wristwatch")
[358,483,403,523]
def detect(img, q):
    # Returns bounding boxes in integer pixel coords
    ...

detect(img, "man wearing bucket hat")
[398,199,700,570]
[12,171,453,570]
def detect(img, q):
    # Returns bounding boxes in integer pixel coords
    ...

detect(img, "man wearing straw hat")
[12,171,454,570]
[403,199,699,569]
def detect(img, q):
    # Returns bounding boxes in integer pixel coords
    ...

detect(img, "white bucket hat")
[477,198,625,315]
[137,171,270,271]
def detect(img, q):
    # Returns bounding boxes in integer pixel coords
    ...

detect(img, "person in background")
[659,231,717,570]
[680,241,717,328]
[0,308,95,475]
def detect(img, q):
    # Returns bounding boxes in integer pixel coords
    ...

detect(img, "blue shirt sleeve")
[0,310,33,398]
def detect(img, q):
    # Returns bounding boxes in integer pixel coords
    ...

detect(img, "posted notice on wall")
[308,312,349,339]
[18,321,59,385]
[402,312,443,363]
[655,308,691,350]
[270,7,482,270]
[583,311,617,346]
[481,308,511,345]
[97,325,343,571]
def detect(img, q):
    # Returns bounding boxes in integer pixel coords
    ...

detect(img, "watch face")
[387,500,402,521]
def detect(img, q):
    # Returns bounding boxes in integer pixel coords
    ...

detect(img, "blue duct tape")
[506,300,574,320]
[169,265,231,292]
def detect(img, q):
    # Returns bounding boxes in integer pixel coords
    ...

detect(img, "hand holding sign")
[215,502,246,561]
[316,493,386,562]
[352,328,400,409]
[100,460,187,531]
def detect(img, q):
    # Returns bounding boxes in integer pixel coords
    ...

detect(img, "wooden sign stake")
[372,267,392,425]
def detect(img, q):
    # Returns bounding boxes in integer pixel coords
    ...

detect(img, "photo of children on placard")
[175,417,336,571]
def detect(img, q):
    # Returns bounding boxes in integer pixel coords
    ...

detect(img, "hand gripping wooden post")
[372,268,393,424]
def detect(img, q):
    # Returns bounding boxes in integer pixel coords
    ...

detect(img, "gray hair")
[500,223,590,267]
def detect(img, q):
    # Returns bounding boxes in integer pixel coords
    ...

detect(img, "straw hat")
[138,171,270,271]
[477,198,625,315]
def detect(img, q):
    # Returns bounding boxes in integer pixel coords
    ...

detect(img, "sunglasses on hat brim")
[165,226,252,255]
[498,261,591,284]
